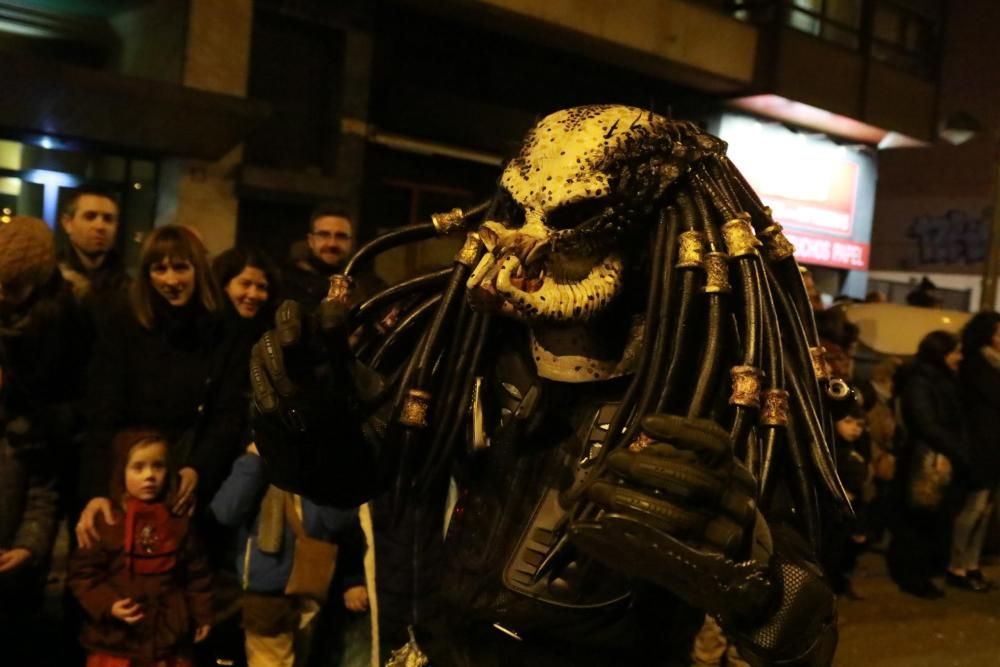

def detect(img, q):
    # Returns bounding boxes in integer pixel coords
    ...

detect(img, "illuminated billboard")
[719,114,871,270]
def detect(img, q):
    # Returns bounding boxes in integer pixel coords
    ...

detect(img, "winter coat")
[898,360,969,469]
[0,436,58,565]
[958,348,1000,489]
[67,510,212,661]
[80,298,252,502]
[209,453,365,595]
[58,248,130,311]
[0,271,89,456]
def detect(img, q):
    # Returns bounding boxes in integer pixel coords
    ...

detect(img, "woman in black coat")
[76,226,249,548]
[212,247,279,337]
[950,311,1000,591]
[887,330,967,598]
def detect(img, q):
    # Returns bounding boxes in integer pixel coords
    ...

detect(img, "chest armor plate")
[445,344,632,617]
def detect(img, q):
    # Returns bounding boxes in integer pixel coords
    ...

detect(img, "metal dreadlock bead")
[676,230,706,269]
[431,207,466,235]
[760,389,791,427]
[398,389,433,429]
[325,274,353,304]
[721,213,762,258]
[759,222,796,262]
[703,252,732,294]
[810,346,830,381]
[729,365,762,409]
[455,233,483,267]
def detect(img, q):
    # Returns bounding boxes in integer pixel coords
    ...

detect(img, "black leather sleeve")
[726,525,837,667]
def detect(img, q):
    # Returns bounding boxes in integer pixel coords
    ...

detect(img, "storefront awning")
[0,53,269,160]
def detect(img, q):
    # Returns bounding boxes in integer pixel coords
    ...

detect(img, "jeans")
[950,489,993,572]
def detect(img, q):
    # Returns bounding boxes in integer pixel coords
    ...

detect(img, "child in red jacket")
[68,430,213,667]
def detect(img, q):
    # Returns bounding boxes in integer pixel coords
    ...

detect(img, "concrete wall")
[156,0,253,255]
[462,0,757,89]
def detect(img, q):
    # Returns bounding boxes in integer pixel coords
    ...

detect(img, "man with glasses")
[284,204,358,308]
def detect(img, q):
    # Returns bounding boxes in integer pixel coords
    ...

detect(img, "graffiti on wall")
[904,207,990,267]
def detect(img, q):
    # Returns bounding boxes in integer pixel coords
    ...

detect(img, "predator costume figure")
[250,106,849,666]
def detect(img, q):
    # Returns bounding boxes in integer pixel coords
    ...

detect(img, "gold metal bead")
[398,389,433,429]
[703,252,731,294]
[760,389,790,426]
[455,232,482,267]
[628,433,655,453]
[810,346,830,381]
[431,207,465,234]
[729,365,762,408]
[721,213,761,258]
[325,274,353,304]
[760,223,796,262]
[676,230,705,269]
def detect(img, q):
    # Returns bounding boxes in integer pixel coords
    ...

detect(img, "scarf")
[256,485,289,555]
[123,498,181,575]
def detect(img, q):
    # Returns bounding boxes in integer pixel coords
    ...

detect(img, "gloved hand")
[249,299,371,503]
[570,414,837,666]
[250,299,351,428]
[569,414,772,619]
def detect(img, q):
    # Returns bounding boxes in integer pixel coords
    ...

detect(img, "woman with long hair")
[76,226,249,547]
[950,311,1000,591]
[887,330,967,598]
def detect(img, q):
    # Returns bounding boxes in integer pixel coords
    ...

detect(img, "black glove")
[249,299,373,505]
[569,414,836,665]
[569,414,772,619]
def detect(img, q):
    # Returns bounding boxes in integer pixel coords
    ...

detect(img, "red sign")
[783,230,870,270]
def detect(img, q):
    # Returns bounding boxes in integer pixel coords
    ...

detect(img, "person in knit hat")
[0,215,87,660]
[0,216,56,313]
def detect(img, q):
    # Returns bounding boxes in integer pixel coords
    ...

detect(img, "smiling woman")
[212,247,279,328]
[77,225,251,550]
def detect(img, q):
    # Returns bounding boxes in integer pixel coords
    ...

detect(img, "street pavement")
[835,551,1000,666]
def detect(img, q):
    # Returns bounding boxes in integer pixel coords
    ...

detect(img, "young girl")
[68,430,213,667]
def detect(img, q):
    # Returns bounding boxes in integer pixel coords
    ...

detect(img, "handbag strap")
[283,494,307,539]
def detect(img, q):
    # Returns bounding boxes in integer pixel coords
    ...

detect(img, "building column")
[335,27,375,236]
[156,0,252,254]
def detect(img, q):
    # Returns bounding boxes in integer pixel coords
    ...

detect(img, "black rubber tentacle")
[786,363,852,510]
[634,207,680,420]
[370,294,444,370]
[344,223,437,278]
[414,266,472,388]
[418,314,492,496]
[618,209,670,447]
[784,413,820,550]
[687,184,726,418]
[422,308,486,475]
[656,190,701,412]
[355,268,453,321]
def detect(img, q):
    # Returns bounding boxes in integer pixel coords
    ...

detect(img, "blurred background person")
[0,216,75,661]
[949,311,1000,591]
[888,331,967,599]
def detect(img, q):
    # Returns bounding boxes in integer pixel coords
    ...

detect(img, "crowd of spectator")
[0,189,371,667]
[808,268,1000,604]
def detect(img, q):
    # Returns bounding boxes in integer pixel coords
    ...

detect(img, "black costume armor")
[250,105,846,666]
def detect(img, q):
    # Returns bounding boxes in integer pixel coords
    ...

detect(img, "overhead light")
[939,111,982,146]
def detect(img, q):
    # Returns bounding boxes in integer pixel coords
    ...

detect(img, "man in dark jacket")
[283,204,356,308]
[58,186,130,305]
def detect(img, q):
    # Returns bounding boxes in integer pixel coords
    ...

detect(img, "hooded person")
[68,429,213,666]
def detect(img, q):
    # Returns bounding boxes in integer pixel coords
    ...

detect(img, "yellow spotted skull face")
[466,105,725,323]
